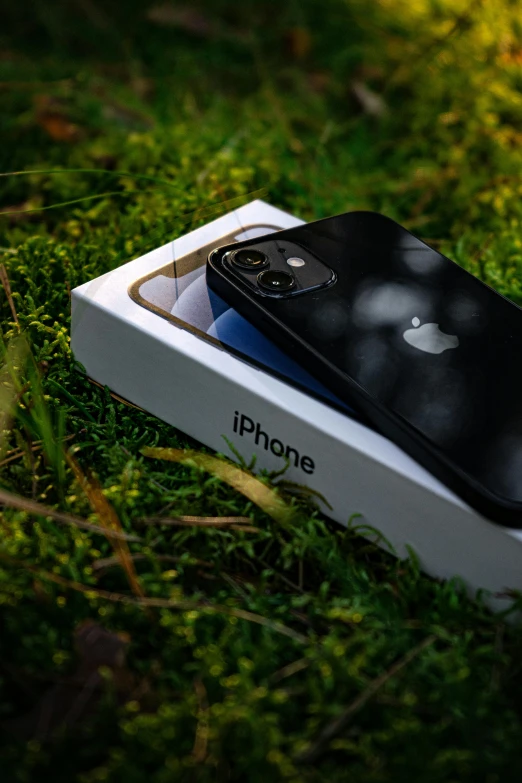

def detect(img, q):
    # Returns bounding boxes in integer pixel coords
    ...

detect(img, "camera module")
[231,248,269,270]
[257,269,295,293]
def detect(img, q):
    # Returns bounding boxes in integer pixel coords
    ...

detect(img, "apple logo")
[402,317,459,355]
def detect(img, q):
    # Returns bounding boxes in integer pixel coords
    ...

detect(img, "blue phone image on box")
[129,224,356,417]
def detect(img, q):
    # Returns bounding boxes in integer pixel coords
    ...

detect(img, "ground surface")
[2,1,522,781]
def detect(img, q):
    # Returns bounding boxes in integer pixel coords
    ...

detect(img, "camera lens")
[257,269,295,293]
[231,248,268,269]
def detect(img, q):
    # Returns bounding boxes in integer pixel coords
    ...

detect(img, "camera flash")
[287,257,305,267]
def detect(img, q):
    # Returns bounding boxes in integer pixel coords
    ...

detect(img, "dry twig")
[87,377,145,411]
[92,553,211,573]
[0,554,308,644]
[192,676,210,763]
[0,263,20,330]
[141,447,295,526]
[0,486,140,541]
[0,433,75,469]
[295,635,437,764]
[142,515,253,528]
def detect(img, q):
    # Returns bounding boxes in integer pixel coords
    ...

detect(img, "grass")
[2,0,522,780]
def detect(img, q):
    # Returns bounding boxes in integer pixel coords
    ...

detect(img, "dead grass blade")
[92,553,212,573]
[295,634,437,764]
[0,433,75,469]
[192,676,209,763]
[142,515,254,528]
[141,448,295,526]
[0,554,308,644]
[0,336,29,460]
[0,486,140,541]
[0,264,20,330]
[87,377,144,411]
[66,452,144,597]
[269,657,310,684]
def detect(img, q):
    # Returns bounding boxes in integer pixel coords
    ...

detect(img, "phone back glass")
[209,212,522,507]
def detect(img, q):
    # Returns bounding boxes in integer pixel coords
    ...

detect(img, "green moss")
[2,1,522,780]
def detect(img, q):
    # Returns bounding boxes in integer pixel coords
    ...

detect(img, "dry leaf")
[285,28,312,59]
[33,95,82,143]
[141,447,296,526]
[500,50,522,66]
[38,114,81,142]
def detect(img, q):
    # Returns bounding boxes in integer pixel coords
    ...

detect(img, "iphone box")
[71,200,522,610]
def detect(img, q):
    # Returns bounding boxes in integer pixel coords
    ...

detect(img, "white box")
[71,200,522,610]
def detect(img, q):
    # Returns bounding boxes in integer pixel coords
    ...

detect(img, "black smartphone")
[207,210,522,528]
